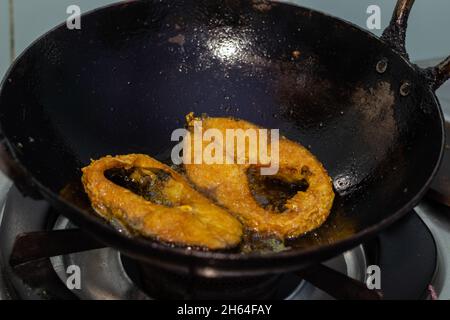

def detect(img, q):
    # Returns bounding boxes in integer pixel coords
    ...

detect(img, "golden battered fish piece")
[184,117,335,239]
[82,154,243,250]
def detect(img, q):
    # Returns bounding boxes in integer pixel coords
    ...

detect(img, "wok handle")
[382,0,450,90]
[381,0,415,58]
[428,56,450,91]
[0,137,43,199]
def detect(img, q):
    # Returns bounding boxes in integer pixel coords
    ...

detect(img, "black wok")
[0,0,448,277]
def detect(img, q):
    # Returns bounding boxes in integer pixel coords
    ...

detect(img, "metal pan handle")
[381,0,415,58]
[429,56,450,91]
[381,0,450,90]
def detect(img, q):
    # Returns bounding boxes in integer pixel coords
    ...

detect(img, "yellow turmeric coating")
[82,154,243,249]
[184,117,335,239]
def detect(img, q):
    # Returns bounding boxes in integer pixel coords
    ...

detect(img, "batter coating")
[82,154,243,249]
[184,116,335,239]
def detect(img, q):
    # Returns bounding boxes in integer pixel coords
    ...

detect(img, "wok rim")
[0,0,445,271]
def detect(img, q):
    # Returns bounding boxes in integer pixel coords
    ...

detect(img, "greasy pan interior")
[0,0,444,275]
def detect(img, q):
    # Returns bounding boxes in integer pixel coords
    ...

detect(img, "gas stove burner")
[0,186,439,300]
[49,213,370,300]
[50,214,368,300]
[428,120,450,207]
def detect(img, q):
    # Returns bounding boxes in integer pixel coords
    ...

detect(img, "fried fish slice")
[184,116,335,239]
[82,154,243,250]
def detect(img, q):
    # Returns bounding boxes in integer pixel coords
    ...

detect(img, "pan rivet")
[400,81,411,96]
[376,58,388,74]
